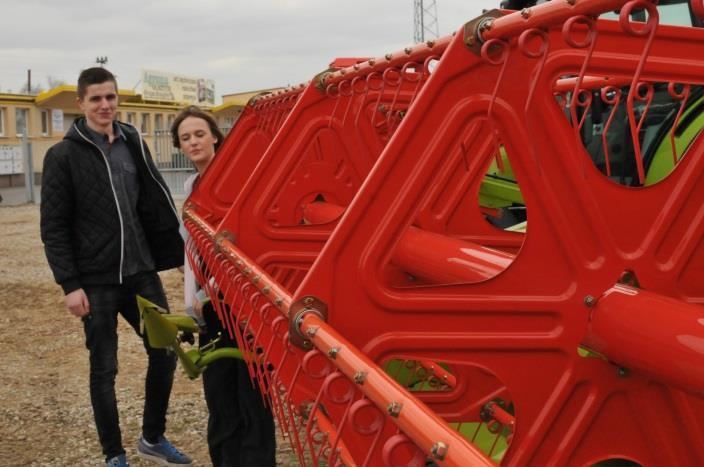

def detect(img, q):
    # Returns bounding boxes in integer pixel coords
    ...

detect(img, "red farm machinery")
[181,1,704,465]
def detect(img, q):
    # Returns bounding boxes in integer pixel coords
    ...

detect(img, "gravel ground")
[0,204,297,466]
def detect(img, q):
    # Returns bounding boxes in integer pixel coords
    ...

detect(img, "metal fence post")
[22,132,35,204]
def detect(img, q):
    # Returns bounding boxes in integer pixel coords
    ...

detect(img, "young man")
[40,67,192,467]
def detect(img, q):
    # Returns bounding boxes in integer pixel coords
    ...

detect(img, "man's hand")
[65,288,90,318]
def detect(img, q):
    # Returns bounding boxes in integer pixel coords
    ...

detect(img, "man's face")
[77,81,118,130]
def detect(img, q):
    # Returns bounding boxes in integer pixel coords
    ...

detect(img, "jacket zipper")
[73,124,125,284]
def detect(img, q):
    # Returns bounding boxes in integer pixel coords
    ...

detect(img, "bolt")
[262,286,271,294]
[385,53,392,60]
[431,441,448,460]
[243,267,252,274]
[252,275,260,284]
[303,340,312,349]
[566,0,576,4]
[236,260,243,267]
[340,69,346,75]
[404,47,412,55]
[479,18,494,32]
[353,371,367,385]
[426,39,435,48]
[368,59,376,66]
[521,8,531,18]
[274,297,283,307]
[387,401,403,417]
[328,347,340,359]
[466,36,475,46]
[584,295,596,307]
[303,296,314,306]
[617,367,629,378]
[353,64,359,70]
[306,326,318,337]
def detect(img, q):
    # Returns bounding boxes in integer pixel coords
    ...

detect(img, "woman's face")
[177,116,218,167]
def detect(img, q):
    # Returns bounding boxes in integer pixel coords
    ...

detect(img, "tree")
[47,76,65,89]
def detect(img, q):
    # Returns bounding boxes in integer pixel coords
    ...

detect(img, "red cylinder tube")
[583,284,704,395]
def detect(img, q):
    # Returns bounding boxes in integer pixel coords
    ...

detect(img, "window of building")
[41,109,50,136]
[15,108,29,137]
[0,107,5,136]
[154,113,163,132]
[116,112,122,122]
[127,112,136,125]
[167,114,175,131]
[141,113,150,134]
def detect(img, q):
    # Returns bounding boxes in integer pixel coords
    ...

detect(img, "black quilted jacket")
[40,118,184,294]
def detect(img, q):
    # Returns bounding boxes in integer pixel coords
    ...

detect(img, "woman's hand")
[192,293,204,318]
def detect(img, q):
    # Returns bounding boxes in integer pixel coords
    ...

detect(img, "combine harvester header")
[183,0,704,464]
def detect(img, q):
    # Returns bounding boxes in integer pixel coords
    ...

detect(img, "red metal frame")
[185,1,704,465]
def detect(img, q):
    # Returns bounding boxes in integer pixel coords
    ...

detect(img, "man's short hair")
[77,67,118,99]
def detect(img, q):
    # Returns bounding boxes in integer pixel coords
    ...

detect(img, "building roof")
[34,85,140,109]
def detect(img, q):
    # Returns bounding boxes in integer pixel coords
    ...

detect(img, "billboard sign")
[141,69,215,106]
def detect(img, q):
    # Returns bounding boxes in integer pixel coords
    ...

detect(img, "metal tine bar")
[668,82,691,164]
[621,1,660,183]
[271,338,297,441]
[283,361,308,466]
[302,383,330,463]
[246,295,275,400]
[480,0,638,43]
[326,82,343,130]
[251,305,281,407]
[301,313,497,466]
[322,36,450,88]
[384,67,404,134]
[353,74,374,126]
[339,80,356,126]
[327,393,356,465]
[471,422,483,443]
[600,86,622,177]
[218,265,240,339]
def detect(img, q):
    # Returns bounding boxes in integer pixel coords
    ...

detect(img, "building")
[0,84,280,189]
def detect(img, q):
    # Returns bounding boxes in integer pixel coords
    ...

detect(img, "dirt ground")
[0,204,297,466]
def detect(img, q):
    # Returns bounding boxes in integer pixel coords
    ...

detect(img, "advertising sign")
[141,69,215,106]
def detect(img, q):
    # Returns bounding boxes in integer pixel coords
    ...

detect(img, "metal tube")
[481,0,635,42]
[302,201,516,283]
[583,284,704,395]
[322,35,451,87]
[393,226,515,283]
[302,201,345,224]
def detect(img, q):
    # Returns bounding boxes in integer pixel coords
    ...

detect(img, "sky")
[0,0,498,102]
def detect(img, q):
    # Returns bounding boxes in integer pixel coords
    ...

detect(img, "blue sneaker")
[106,454,130,467]
[136,436,193,466]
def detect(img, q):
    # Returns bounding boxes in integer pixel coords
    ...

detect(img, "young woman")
[171,106,276,467]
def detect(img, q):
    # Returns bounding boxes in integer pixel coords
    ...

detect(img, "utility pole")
[413,0,439,44]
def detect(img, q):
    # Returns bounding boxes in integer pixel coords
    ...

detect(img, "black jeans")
[201,303,276,467]
[82,271,177,460]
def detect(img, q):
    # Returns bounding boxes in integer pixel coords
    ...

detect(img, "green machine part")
[137,295,243,380]
[646,96,704,185]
